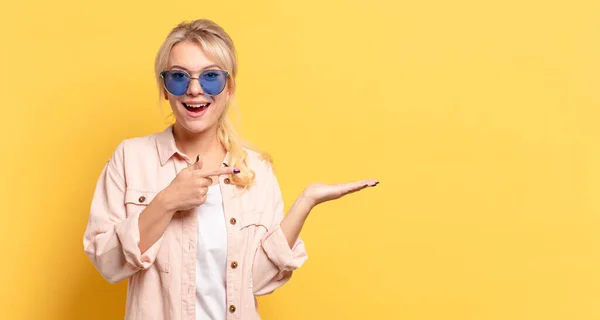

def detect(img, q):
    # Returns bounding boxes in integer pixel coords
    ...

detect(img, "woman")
[83,19,378,320]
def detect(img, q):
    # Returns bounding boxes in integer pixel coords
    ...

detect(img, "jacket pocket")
[124,189,170,273]
[239,212,268,290]
[124,189,157,215]
[239,211,269,233]
[239,212,269,256]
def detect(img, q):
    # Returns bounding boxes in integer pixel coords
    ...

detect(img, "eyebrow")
[169,64,221,72]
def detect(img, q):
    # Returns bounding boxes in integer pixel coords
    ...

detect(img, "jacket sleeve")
[83,141,165,284]
[252,164,308,295]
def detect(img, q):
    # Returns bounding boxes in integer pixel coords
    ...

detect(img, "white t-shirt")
[195,184,228,320]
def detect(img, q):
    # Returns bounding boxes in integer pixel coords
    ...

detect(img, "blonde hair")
[154,19,268,188]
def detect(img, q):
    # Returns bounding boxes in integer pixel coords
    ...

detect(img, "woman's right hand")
[159,156,238,214]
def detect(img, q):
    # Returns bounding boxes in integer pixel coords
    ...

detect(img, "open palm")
[303,179,379,206]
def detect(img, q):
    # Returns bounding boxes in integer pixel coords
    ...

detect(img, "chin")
[178,119,217,135]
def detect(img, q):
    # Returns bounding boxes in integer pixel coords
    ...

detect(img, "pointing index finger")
[201,166,239,177]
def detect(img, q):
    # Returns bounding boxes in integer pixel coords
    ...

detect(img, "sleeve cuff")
[115,211,164,270]
[261,225,308,271]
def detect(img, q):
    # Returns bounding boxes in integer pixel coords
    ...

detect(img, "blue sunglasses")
[160,69,229,96]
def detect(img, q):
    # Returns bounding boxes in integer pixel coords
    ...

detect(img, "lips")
[183,102,210,112]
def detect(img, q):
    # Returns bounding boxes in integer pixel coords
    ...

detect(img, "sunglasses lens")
[163,71,190,96]
[200,70,227,96]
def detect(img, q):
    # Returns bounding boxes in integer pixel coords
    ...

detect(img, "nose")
[187,78,203,96]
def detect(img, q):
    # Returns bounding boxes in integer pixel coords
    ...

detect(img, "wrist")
[156,189,177,216]
[299,190,317,212]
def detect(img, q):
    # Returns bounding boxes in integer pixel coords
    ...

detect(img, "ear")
[163,89,169,100]
[226,82,233,100]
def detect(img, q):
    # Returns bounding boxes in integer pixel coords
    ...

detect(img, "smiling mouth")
[183,102,210,113]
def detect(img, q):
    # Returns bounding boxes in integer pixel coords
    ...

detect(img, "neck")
[172,123,226,162]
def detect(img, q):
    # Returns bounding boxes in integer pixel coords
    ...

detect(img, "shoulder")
[105,131,166,188]
[119,131,161,152]
[108,131,162,168]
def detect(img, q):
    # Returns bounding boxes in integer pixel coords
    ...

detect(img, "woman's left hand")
[279,179,379,247]
[301,179,379,208]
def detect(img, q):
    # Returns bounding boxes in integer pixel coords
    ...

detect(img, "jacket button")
[224,178,231,184]
[230,218,237,225]
[138,196,146,203]
[229,305,236,313]
[231,261,238,269]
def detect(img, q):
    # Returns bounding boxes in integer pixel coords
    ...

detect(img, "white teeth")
[185,103,209,108]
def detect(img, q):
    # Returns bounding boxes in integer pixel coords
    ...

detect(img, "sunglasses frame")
[160,69,230,97]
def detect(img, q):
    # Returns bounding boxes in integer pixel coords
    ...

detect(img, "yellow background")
[1,0,599,319]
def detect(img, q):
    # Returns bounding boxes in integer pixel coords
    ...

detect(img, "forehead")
[168,41,219,70]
